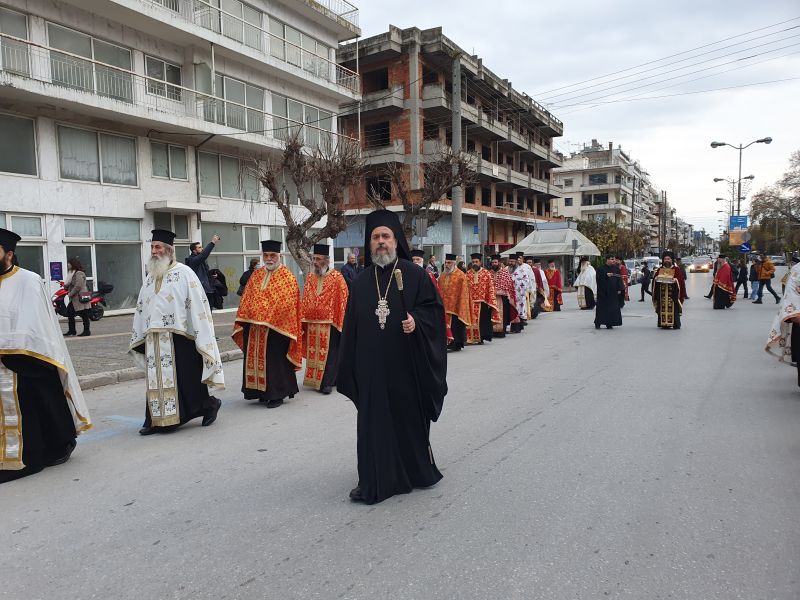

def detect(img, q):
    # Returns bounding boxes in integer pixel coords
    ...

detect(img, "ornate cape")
[575,263,597,295]
[1,266,91,470]
[712,262,736,304]
[766,263,800,362]
[545,267,563,307]
[301,269,348,389]
[233,265,303,389]
[438,268,472,327]
[468,268,500,322]
[491,267,519,322]
[511,265,533,319]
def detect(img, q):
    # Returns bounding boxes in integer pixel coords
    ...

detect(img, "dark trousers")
[640,281,652,300]
[735,281,748,297]
[757,279,779,301]
[66,304,89,334]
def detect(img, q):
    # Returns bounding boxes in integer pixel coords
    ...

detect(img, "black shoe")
[139,426,158,436]
[607,325,614,329]
[266,398,284,409]
[349,486,365,502]
[753,300,762,304]
[48,439,77,466]
[775,297,781,304]
[595,324,601,329]
[78,331,90,337]
[64,331,76,337]
[320,386,333,395]
[639,299,644,302]
[704,294,712,299]
[202,396,222,427]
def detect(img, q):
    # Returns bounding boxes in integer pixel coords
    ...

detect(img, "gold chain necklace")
[374,258,398,329]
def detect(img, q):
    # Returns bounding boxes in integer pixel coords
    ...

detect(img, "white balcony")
[0,33,353,152]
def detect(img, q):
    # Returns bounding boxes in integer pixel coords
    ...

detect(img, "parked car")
[771,255,787,266]
[624,260,642,285]
[688,257,711,273]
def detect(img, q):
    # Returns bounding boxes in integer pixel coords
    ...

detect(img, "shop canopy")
[501,225,600,258]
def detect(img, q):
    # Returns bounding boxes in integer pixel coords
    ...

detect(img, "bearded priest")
[130,230,224,436]
[466,253,500,344]
[301,244,348,394]
[438,253,471,351]
[0,228,91,482]
[651,251,686,329]
[338,210,447,505]
[233,240,302,408]
[489,255,518,337]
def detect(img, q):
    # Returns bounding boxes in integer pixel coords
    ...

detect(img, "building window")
[272,93,332,147]
[64,218,91,238]
[364,122,390,149]
[9,214,44,278]
[496,190,504,208]
[581,195,592,206]
[151,142,187,180]
[47,23,133,103]
[57,125,138,186]
[366,176,391,201]
[588,173,608,185]
[465,187,475,204]
[423,120,439,140]
[593,193,609,205]
[563,178,573,187]
[563,197,573,207]
[199,222,262,308]
[210,74,265,133]
[481,145,492,161]
[145,55,182,100]
[0,7,30,76]
[481,187,491,207]
[0,113,36,176]
[614,174,622,184]
[217,0,263,51]
[362,67,389,93]
[269,18,330,80]
[198,152,259,200]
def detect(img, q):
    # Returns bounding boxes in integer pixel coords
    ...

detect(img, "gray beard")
[147,255,172,278]
[445,265,455,274]
[264,262,280,272]
[314,265,329,276]
[372,249,397,267]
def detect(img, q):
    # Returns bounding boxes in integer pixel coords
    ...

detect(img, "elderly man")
[466,253,499,344]
[233,240,302,408]
[0,228,91,482]
[489,255,518,337]
[301,244,348,395]
[438,253,471,351]
[130,230,224,436]
[338,210,447,505]
[651,251,686,329]
[341,253,362,289]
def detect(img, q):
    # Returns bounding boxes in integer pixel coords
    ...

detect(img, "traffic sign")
[740,242,752,253]
[729,215,749,230]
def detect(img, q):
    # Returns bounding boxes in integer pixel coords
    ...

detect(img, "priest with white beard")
[0,228,91,483]
[130,230,224,436]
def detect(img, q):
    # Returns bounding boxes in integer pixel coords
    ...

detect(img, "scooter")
[52,281,114,322]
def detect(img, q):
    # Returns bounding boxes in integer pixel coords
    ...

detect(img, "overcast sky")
[357,0,800,239]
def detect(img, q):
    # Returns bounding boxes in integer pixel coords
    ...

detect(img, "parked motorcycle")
[52,281,114,322]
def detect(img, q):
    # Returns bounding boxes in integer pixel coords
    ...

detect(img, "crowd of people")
[3,218,800,501]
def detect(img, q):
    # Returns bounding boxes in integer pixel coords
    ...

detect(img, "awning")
[501,226,600,257]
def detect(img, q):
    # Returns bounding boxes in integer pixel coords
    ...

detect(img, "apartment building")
[333,25,563,260]
[0,0,360,310]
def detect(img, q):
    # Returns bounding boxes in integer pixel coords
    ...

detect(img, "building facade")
[334,26,563,262]
[0,0,360,310]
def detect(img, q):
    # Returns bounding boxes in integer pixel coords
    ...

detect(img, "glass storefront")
[200,222,262,309]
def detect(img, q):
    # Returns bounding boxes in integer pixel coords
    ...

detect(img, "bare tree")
[368,144,477,242]
[250,133,363,274]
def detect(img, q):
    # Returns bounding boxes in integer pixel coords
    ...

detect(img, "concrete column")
[450,53,463,258]
[407,39,422,189]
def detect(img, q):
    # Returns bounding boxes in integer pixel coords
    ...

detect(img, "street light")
[710,137,772,215]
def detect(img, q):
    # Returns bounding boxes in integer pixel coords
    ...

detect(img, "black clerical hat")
[363,209,410,267]
[313,244,330,256]
[661,250,675,260]
[151,229,176,245]
[470,253,482,260]
[0,228,21,252]
[528,256,538,262]
[410,249,425,258]
[261,240,281,252]
[515,251,524,258]
[490,254,501,260]
[445,253,457,261]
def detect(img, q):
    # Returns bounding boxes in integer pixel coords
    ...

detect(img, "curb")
[77,349,244,391]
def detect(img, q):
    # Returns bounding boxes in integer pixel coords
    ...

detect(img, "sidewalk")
[62,310,242,390]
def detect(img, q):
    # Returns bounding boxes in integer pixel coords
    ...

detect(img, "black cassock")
[449,315,467,350]
[594,266,624,328]
[240,325,299,402]
[320,328,341,389]
[0,355,76,483]
[134,334,214,427]
[338,259,448,505]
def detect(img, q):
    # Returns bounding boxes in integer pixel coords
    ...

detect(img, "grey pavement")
[3,272,799,599]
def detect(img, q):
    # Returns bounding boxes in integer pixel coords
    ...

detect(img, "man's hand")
[212,234,220,244]
[402,313,415,334]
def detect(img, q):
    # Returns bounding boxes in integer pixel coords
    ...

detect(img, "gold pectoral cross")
[375,299,390,329]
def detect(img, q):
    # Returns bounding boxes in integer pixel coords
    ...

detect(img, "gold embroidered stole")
[0,363,23,470]
[245,324,269,392]
[145,331,180,427]
[303,322,330,390]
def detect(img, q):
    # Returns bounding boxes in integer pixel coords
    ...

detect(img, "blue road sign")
[740,242,752,253]
[729,215,749,230]
[473,225,479,234]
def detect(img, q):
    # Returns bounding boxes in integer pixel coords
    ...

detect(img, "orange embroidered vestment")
[466,268,499,344]
[301,269,348,389]
[233,265,303,392]
[438,268,472,328]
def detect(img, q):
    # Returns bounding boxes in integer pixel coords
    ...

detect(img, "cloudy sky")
[357,0,800,239]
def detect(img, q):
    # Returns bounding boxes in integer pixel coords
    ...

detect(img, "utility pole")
[450,52,463,259]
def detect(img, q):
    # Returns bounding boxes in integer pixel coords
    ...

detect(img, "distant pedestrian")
[237,257,259,296]
[711,255,736,309]
[340,253,362,289]
[208,268,228,310]
[457,260,467,273]
[676,257,689,299]
[185,234,220,309]
[64,257,91,337]
[734,258,749,298]
[594,255,624,329]
[427,255,439,276]
[639,263,652,301]
[749,259,761,300]
[754,253,780,304]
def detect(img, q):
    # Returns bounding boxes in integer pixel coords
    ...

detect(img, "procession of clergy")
[0,215,745,502]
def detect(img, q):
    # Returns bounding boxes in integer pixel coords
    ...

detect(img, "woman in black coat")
[734,259,749,298]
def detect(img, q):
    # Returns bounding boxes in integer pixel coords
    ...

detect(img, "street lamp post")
[710,137,772,216]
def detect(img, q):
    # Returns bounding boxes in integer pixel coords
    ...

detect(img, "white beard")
[147,255,172,278]
[264,262,280,272]
[372,249,397,267]
[444,265,455,274]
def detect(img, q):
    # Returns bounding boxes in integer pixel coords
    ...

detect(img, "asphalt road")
[3,272,799,600]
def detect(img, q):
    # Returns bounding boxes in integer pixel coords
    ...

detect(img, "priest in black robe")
[338,210,448,505]
[594,255,624,329]
[0,228,91,483]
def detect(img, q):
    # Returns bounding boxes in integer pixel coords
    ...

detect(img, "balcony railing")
[0,33,353,150]
[144,0,359,94]
[309,0,359,27]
